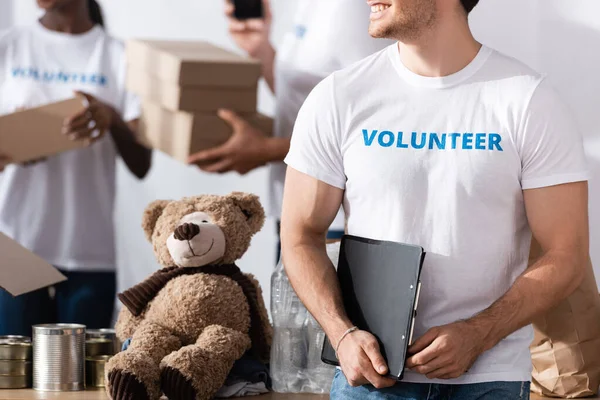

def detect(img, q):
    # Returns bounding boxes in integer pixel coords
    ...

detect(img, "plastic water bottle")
[270,241,342,393]
[270,259,308,392]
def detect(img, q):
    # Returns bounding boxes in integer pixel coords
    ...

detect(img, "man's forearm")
[283,235,354,345]
[467,248,586,351]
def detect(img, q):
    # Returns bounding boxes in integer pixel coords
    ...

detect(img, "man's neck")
[39,2,94,35]
[398,14,481,78]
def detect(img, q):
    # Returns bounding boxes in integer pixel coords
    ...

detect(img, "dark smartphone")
[233,0,263,20]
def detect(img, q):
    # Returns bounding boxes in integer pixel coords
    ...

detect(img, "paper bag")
[529,239,600,398]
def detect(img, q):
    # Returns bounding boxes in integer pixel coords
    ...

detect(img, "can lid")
[32,324,86,335]
[86,355,112,362]
[0,335,31,344]
[86,329,116,339]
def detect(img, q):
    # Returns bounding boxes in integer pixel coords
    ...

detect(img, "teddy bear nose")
[173,223,200,241]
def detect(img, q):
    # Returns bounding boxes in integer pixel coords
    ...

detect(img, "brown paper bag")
[529,239,600,398]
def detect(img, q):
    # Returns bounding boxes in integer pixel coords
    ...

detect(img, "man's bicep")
[281,167,344,238]
[524,181,589,255]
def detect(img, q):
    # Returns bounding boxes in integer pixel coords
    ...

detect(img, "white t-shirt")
[285,44,589,384]
[270,0,392,229]
[0,22,140,271]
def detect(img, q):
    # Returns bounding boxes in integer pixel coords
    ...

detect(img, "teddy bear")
[105,192,273,400]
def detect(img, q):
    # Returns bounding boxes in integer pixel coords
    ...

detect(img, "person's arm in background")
[406,80,590,380]
[226,0,275,93]
[62,91,152,179]
[190,0,390,175]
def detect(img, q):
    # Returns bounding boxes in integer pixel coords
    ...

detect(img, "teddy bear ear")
[228,192,265,234]
[141,200,171,242]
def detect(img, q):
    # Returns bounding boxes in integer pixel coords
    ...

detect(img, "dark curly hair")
[460,0,480,13]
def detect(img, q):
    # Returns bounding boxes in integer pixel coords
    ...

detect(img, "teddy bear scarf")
[118,264,270,361]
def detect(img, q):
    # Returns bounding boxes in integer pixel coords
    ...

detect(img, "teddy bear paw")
[105,352,162,400]
[107,369,150,400]
[160,366,198,400]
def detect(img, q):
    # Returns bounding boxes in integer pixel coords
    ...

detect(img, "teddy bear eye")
[202,220,208,223]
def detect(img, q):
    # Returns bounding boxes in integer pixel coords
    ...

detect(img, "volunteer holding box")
[189,0,392,260]
[0,0,151,335]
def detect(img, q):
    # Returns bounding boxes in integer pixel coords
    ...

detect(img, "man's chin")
[369,24,393,39]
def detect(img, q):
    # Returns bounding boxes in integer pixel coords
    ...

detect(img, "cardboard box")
[0,233,66,297]
[0,97,86,163]
[126,39,261,88]
[139,102,273,163]
[127,69,258,113]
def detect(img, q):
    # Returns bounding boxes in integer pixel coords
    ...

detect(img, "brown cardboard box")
[127,69,258,113]
[139,101,273,163]
[126,39,261,88]
[0,233,66,297]
[0,97,86,163]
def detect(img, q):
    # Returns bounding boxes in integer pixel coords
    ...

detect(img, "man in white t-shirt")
[281,0,590,398]
[188,0,392,262]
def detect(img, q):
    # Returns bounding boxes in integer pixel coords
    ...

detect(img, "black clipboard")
[321,235,426,381]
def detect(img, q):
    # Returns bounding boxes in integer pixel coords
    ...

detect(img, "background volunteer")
[0,0,151,335]
[281,0,590,398]
[188,0,392,261]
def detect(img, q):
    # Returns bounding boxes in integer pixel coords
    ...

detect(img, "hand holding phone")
[225,0,272,58]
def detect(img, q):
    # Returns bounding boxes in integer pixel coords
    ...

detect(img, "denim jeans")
[0,269,116,336]
[331,369,530,400]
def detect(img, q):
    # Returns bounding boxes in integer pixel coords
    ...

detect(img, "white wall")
[6,0,600,303]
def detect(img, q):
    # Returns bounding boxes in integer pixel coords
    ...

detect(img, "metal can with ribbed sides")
[32,324,85,391]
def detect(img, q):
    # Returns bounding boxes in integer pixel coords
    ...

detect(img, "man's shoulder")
[0,26,29,48]
[482,47,545,91]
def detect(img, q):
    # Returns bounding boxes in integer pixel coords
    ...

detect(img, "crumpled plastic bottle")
[270,242,340,393]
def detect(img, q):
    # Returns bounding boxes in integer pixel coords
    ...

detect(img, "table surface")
[0,389,595,400]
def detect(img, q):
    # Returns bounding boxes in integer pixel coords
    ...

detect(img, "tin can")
[0,360,32,375]
[0,342,32,361]
[86,338,114,357]
[32,324,85,391]
[85,355,111,388]
[0,375,30,389]
[86,329,120,355]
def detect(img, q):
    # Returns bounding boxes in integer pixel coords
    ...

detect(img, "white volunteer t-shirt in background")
[285,44,589,384]
[0,22,140,271]
[270,0,393,230]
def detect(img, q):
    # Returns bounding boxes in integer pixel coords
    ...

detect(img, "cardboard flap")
[0,233,66,297]
[0,97,87,163]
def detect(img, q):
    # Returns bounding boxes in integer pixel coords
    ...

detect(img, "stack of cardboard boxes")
[126,39,273,163]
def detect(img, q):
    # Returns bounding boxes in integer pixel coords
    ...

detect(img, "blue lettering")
[489,133,503,151]
[411,132,427,149]
[11,67,24,77]
[450,133,461,149]
[462,133,473,150]
[428,133,446,150]
[378,131,394,147]
[475,133,486,150]
[27,67,39,80]
[43,71,55,82]
[99,75,107,86]
[362,130,378,147]
[397,132,409,148]
[57,72,69,83]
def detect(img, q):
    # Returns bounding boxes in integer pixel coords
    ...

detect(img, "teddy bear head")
[141,192,265,267]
